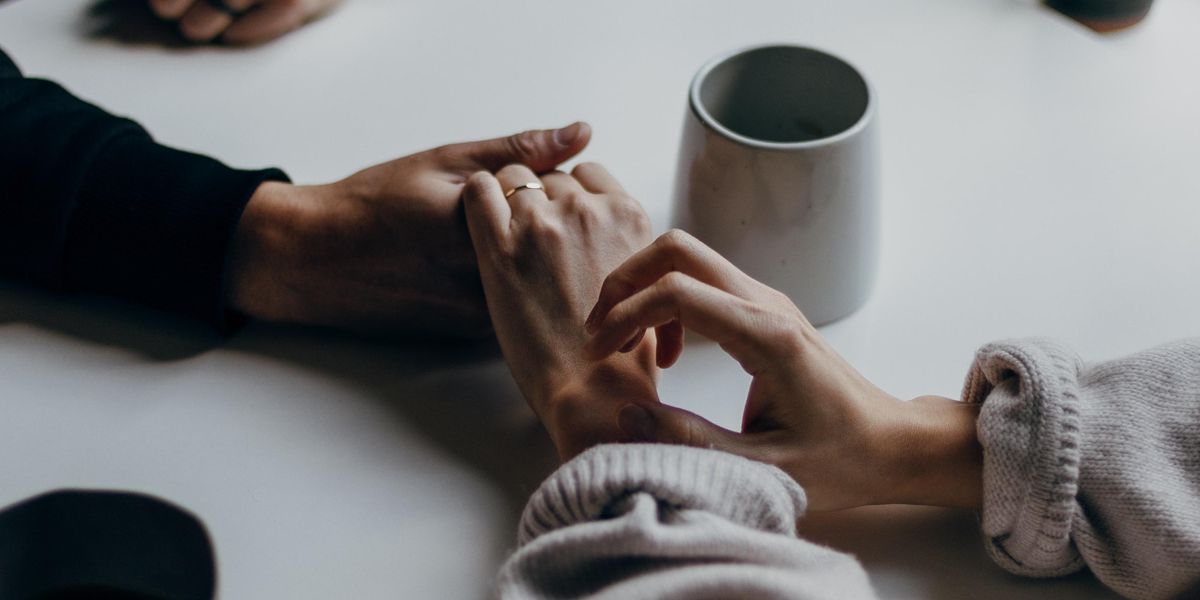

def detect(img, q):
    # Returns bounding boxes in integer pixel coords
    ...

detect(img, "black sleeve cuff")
[58,131,289,328]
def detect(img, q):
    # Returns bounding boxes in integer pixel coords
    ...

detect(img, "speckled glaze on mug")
[671,44,880,326]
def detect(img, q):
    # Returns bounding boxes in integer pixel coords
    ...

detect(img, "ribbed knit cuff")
[58,130,288,328]
[963,338,1087,578]
[518,444,806,547]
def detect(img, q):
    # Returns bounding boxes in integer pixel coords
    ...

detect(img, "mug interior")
[696,46,869,144]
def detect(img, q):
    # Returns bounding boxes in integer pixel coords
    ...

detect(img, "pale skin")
[461,163,661,459]
[225,123,592,337]
[463,169,984,512]
[148,0,340,44]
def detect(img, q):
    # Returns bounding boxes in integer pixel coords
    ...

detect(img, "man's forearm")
[0,46,288,325]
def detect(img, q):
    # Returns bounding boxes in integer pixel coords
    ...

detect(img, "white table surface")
[2,0,1197,597]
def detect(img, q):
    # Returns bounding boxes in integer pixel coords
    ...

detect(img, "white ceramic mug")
[670,44,879,326]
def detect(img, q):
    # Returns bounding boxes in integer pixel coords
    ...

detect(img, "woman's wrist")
[872,396,983,509]
[539,344,660,459]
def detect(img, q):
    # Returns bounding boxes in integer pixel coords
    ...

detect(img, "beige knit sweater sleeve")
[964,338,1200,599]
[497,339,1200,599]
[494,443,877,599]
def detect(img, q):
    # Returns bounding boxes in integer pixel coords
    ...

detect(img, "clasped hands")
[230,122,982,512]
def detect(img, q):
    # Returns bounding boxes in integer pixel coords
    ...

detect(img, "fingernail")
[553,122,583,146]
[618,404,655,441]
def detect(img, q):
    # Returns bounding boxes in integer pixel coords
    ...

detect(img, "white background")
[1,0,1197,597]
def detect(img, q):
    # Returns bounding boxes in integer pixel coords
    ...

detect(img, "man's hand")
[461,164,658,460]
[148,0,340,44]
[225,123,592,338]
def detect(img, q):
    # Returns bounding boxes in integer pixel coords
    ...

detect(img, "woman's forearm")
[872,396,983,509]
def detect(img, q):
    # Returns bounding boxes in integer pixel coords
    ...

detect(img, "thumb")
[619,403,751,455]
[453,122,592,173]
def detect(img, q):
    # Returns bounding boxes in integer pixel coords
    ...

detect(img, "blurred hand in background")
[148,0,341,44]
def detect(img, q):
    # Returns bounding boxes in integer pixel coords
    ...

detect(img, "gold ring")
[504,182,545,199]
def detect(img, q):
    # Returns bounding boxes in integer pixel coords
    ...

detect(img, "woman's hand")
[584,230,983,511]
[148,0,340,44]
[226,123,591,338]
[461,164,659,460]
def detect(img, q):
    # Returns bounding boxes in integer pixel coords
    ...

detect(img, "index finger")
[585,229,758,333]
[462,171,511,246]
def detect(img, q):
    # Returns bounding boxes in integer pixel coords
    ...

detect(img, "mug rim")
[688,43,876,150]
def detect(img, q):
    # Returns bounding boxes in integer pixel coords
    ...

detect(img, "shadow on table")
[223,316,561,524]
[0,282,222,361]
[799,504,1121,599]
[78,0,191,48]
[0,282,558,574]
[0,285,1130,599]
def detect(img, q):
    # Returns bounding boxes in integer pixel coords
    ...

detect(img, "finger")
[585,273,779,372]
[447,122,592,174]
[618,402,752,456]
[179,1,234,41]
[618,327,646,354]
[586,229,756,333]
[150,0,196,19]
[654,320,684,368]
[222,0,311,45]
[461,172,511,248]
[494,164,548,214]
[539,171,584,200]
[222,0,262,11]
[571,162,625,194]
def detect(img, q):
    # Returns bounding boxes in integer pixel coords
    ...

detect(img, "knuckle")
[486,237,519,265]
[768,289,806,320]
[528,216,566,242]
[560,191,587,207]
[576,201,602,223]
[659,228,693,252]
[756,310,805,352]
[658,271,692,296]
[495,162,530,180]
[428,144,455,163]
[504,131,541,161]
[768,288,791,305]
[610,192,641,212]
[623,204,652,234]
[464,170,493,188]
[572,161,602,177]
[462,172,494,200]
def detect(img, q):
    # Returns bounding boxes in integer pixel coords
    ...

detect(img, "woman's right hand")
[584,230,984,511]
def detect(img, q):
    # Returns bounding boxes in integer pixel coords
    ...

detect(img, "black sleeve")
[0,47,288,325]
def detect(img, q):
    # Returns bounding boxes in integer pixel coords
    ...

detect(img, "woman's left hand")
[584,230,983,511]
[462,164,661,460]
